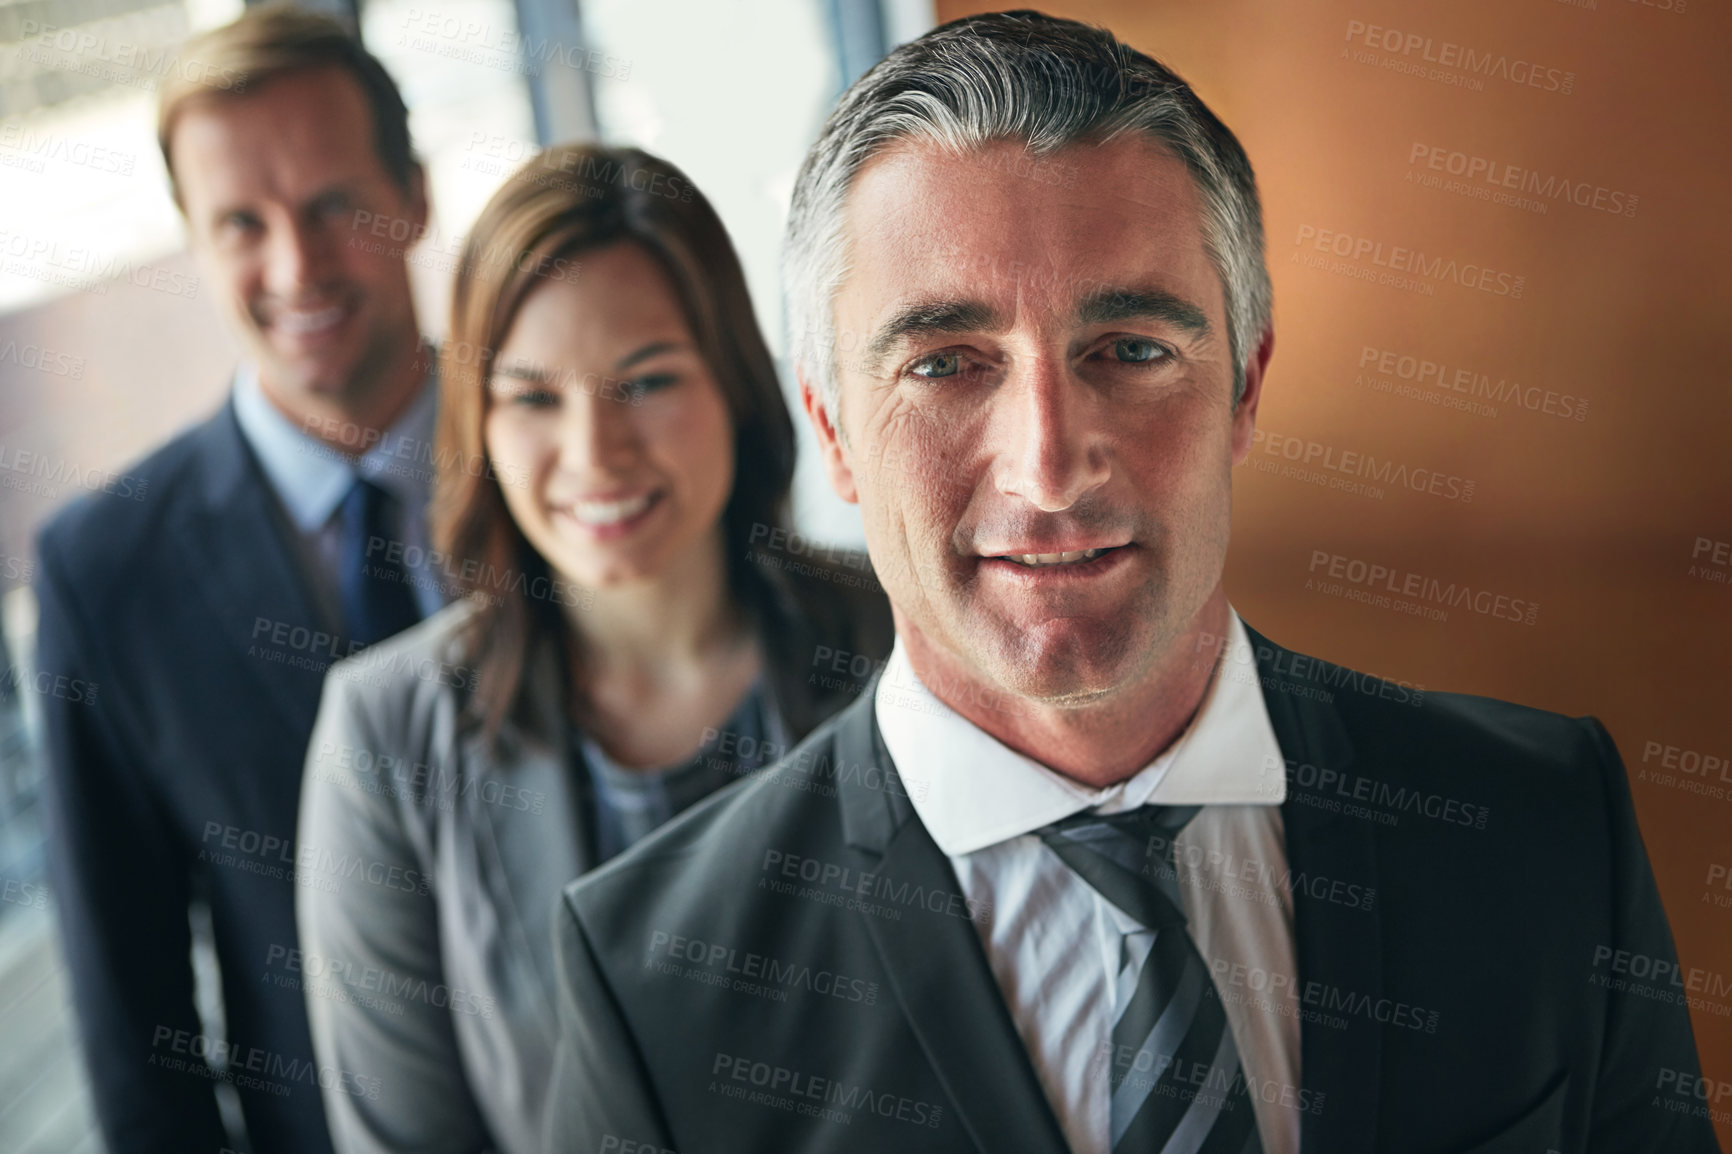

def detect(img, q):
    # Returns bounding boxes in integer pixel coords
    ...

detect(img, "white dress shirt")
[875,610,1302,1154]
[232,362,444,627]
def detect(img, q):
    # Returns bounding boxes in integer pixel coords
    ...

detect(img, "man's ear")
[800,371,859,505]
[1230,326,1274,466]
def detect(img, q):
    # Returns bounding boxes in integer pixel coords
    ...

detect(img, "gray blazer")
[297,566,891,1154]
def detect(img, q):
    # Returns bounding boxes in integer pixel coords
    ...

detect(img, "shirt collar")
[875,609,1286,858]
[231,360,438,532]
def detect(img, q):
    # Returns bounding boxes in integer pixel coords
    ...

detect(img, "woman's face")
[484,242,736,591]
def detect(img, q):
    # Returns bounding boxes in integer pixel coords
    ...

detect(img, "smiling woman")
[481,242,736,604]
[293,143,891,1154]
[435,144,839,741]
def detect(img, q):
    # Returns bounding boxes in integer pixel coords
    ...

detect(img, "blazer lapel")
[468,637,595,1040]
[1246,625,1384,1153]
[832,689,1072,1154]
[171,397,334,738]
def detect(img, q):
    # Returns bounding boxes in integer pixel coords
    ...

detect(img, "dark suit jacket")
[36,398,344,1154]
[545,626,1719,1153]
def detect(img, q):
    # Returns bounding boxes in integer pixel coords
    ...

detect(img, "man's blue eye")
[911,352,962,379]
[1114,338,1164,364]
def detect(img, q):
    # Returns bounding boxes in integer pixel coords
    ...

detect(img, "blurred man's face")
[810,136,1265,708]
[171,66,424,408]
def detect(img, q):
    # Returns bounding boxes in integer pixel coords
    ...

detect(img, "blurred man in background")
[34,7,440,1151]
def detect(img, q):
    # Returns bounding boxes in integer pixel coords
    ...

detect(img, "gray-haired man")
[543,12,1715,1153]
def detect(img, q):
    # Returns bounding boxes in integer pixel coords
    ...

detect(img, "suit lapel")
[1246,626,1384,1153]
[469,637,594,1038]
[170,398,333,738]
[832,690,1072,1154]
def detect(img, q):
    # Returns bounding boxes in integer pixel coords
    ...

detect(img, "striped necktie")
[1038,805,1265,1154]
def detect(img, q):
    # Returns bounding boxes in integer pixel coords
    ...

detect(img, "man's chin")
[977,622,1148,706]
[259,355,360,402]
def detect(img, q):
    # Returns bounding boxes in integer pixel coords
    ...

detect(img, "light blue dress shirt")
[231,361,446,629]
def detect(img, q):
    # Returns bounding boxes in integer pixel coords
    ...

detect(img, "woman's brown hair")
[433,145,797,741]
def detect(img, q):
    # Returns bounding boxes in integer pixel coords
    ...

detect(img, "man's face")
[171,66,425,406]
[812,136,1266,707]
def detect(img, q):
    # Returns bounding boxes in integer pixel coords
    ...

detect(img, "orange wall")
[938,0,1732,1136]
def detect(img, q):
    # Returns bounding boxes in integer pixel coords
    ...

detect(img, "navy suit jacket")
[36,397,344,1154]
[546,626,1719,1153]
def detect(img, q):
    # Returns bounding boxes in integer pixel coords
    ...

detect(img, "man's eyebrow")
[861,300,1005,374]
[1077,286,1212,336]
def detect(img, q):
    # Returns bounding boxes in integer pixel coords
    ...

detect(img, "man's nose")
[263,218,337,296]
[992,358,1110,512]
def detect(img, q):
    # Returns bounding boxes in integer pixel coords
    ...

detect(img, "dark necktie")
[1038,805,1266,1154]
[336,477,422,648]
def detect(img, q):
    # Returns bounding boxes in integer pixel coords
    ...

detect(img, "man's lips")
[977,543,1133,569]
[261,297,359,343]
[976,544,1136,571]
